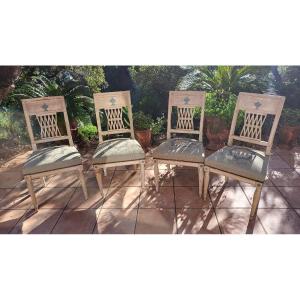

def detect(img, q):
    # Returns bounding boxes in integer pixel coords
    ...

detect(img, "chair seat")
[152,138,205,163]
[205,146,270,182]
[23,145,82,175]
[92,138,145,165]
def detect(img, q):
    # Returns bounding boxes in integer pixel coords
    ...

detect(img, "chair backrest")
[93,91,134,142]
[22,96,73,151]
[167,91,206,141]
[228,92,285,155]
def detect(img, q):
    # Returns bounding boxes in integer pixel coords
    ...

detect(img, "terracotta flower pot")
[205,116,229,150]
[135,129,152,150]
[278,125,300,149]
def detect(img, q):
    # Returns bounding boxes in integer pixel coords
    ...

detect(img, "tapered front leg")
[140,161,145,189]
[25,176,38,211]
[95,168,104,198]
[203,166,210,201]
[154,159,159,192]
[250,182,263,219]
[198,165,204,198]
[78,169,88,200]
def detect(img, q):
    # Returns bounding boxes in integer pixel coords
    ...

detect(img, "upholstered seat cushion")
[205,146,270,182]
[23,145,82,175]
[152,138,205,163]
[92,138,145,164]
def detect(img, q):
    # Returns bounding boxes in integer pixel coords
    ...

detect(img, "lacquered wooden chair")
[203,92,285,219]
[22,96,88,211]
[92,91,145,197]
[153,91,206,197]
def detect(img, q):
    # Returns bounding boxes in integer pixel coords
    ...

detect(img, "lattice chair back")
[22,96,73,151]
[93,91,134,142]
[228,92,285,155]
[167,91,206,141]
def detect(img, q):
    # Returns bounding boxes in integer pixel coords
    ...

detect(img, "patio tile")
[0,170,23,188]
[66,186,105,209]
[173,169,199,187]
[269,169,300,186]
[94,208,137,234]
[52,209,99,234]
[242,186,290,208]
[268,155,291,169]
[210,186,251,208]
[139,187,175,208]
[0,209,27,234]
[103,187,140,209]
[257,209,300,234]
[36,187,76,209]
[175,187,211,208]
[135,208,177,234]
[85,170,114,187]
[215,208,265,234]
[145,169,173,187]
[176,208,220,234]
[0,188,12,200]
[46,172,80,188]
[280,153,300,169]
[110,170,142,187]
[277,187,300,209]
[209,173,241,187]
[0,188,32,210]
[11,209,63,234]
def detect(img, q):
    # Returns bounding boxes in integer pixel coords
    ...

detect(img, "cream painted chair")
[203,92,285,219]
[153,91,206,197]
[22,96,88,211]
[92,91,145,197]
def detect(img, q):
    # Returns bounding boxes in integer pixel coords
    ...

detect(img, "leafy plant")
[280,108,300,127]
[151,115,166,135]
[78,124,98,142]
[133,111,153,130]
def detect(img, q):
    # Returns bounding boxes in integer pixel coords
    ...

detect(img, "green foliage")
[188,66,271,101]
[151,115,166,135]
[133,111,153,130]
[129,66,188,117]
[280,108,300,127]
[78,124,98,142]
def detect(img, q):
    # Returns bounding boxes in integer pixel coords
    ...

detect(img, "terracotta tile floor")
[1,146,300,234]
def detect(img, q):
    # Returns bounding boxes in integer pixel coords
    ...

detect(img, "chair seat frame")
[154,91,206,197]
[203,92,285,219]
[22,96,88,211]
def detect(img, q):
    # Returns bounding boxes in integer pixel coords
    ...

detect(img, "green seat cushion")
[23,145,82,175]
[92,138,145,164]
[205,146,270,182]
[152,138,205,163]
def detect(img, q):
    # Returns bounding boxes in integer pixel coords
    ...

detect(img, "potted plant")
[203,93,241,150]
[133,111,153,149]
[278,108,300,148]
[151,114,166,145]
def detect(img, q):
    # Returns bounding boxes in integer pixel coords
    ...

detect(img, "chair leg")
[41,176,46,187]
[198,165,204,198]
[154,159,159,192]
[103,168,107,176]
[250,182,263,219]
[203,166,210,201]
[95,168,105,198]
[78,169,88,200]
[140,161,145,189]
[167,164,171,172]
[133,164,137,171]
[25,176,38,211]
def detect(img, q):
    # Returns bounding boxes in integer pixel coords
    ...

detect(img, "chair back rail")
[93,91,134,142]
[22,96,73,150]
[167,91,206,141]
[228,92,285,155]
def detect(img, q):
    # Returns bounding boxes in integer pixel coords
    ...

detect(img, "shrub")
[280,108,300,127]
[78,124,98,142]
[151,115,166,135]
[133,111,153,130]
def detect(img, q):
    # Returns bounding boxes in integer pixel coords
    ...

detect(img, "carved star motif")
[42,103,48,111]
[110,97,116,106]
[183,97,190,105]
[254,101,262,109]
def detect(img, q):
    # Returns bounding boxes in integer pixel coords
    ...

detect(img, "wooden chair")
[153,91,206,197]
[203,92,285,219]
[92,91,145,197]
[22,96,88,211]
